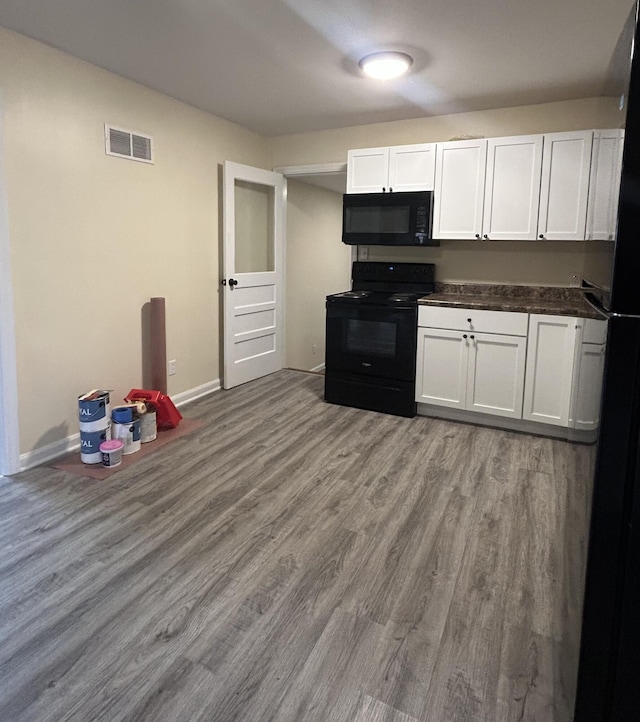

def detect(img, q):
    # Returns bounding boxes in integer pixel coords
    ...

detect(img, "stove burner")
[341,290,370,298]
[387,293,417,302]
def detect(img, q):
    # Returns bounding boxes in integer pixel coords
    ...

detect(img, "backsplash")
[365,241,589,287]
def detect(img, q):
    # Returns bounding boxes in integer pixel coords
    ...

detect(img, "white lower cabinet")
[417,307,606,432]
[416,328,468,409]
[571,318,608,431]
[416,307,527,419]
[466,332,527,418]
[522,314,579,427]
[572,342,606,430]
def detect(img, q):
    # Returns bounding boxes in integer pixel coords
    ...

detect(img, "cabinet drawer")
[418,305,529,336]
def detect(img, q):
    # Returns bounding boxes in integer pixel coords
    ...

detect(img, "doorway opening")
[275,163,350,374]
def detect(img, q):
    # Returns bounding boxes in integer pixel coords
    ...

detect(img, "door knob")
[229,278,238,288]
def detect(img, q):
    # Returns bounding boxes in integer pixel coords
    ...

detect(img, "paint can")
[140,408,157,443]
[111,418,141,455]
[100,439,124,467]
[111,406,134,424]
[80,427,110,464]
[78,391,111,432]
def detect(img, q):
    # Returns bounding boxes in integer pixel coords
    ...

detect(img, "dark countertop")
[418,283,606,320]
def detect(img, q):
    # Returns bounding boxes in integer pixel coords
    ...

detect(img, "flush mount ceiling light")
[359,51,413,80]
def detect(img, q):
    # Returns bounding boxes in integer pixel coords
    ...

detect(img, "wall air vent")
[105,124,153,164]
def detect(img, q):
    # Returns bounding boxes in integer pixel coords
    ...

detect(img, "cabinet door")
[538,131,593,241]
[466,332,526,419]
[572,342,606,431]
[482,135,543,241]
[523,314,578,427]
[433,139,487,240]
[587,129,625,241]
[346,147,390,193]
[415,327,468,408]
[388,144,436,191]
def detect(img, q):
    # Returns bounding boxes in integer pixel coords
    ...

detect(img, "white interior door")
[223,161,285,389]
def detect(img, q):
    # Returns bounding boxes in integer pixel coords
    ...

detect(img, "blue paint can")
[112,406,134,424]
[78,391,111,432]
[80,427,110,464]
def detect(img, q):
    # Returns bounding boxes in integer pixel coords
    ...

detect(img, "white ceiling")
[0,0,634,137]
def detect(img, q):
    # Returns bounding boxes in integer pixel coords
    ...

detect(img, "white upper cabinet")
[433,139,487,240]
[387,144,436,192]
[433,135,543,241]
[349,128,622,240]
[538,131,593,241]
[346,144,435,193]
[587,129,625,241]
[346,147,390,193]
[482,135,543,241]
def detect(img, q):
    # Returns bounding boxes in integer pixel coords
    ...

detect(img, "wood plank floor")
[0,370,593,721]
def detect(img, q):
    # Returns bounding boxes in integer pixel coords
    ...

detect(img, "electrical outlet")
[359,246,369,261]
[312,343,318,356]
[570,273,582,287]
[168,359,177,376]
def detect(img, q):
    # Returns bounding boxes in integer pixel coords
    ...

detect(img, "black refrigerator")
[574,2,640,719]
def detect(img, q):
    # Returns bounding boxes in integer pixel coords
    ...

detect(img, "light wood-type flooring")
[0,370,593,721]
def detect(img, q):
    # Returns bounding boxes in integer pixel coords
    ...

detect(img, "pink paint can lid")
[100,439,124,452]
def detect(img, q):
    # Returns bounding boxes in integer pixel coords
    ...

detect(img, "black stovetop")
[327,261,435,307]
[326,289,429,306]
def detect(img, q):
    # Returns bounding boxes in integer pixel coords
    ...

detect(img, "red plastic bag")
[125,389,183,430]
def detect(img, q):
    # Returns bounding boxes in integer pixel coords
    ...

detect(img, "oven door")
[325,302,417,381]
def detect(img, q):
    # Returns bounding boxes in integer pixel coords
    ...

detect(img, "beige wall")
[366,243,585,286]
[269,97,611,166]
[0,27,270,454]
[285,180,350,370]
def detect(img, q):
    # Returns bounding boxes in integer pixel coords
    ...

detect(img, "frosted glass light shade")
[359,52,413,80]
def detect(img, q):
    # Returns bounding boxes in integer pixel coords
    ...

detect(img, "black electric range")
[325,262,435,417]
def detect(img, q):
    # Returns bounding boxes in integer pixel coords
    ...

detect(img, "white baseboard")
[310,363,325,373]
[18,378,222,473]
[172,378,221,407]
[19,432,81,472]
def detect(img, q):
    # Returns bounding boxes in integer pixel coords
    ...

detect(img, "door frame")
[0,104,20,476]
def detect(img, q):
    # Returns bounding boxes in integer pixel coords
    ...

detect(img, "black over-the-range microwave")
[342,190,438,247]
